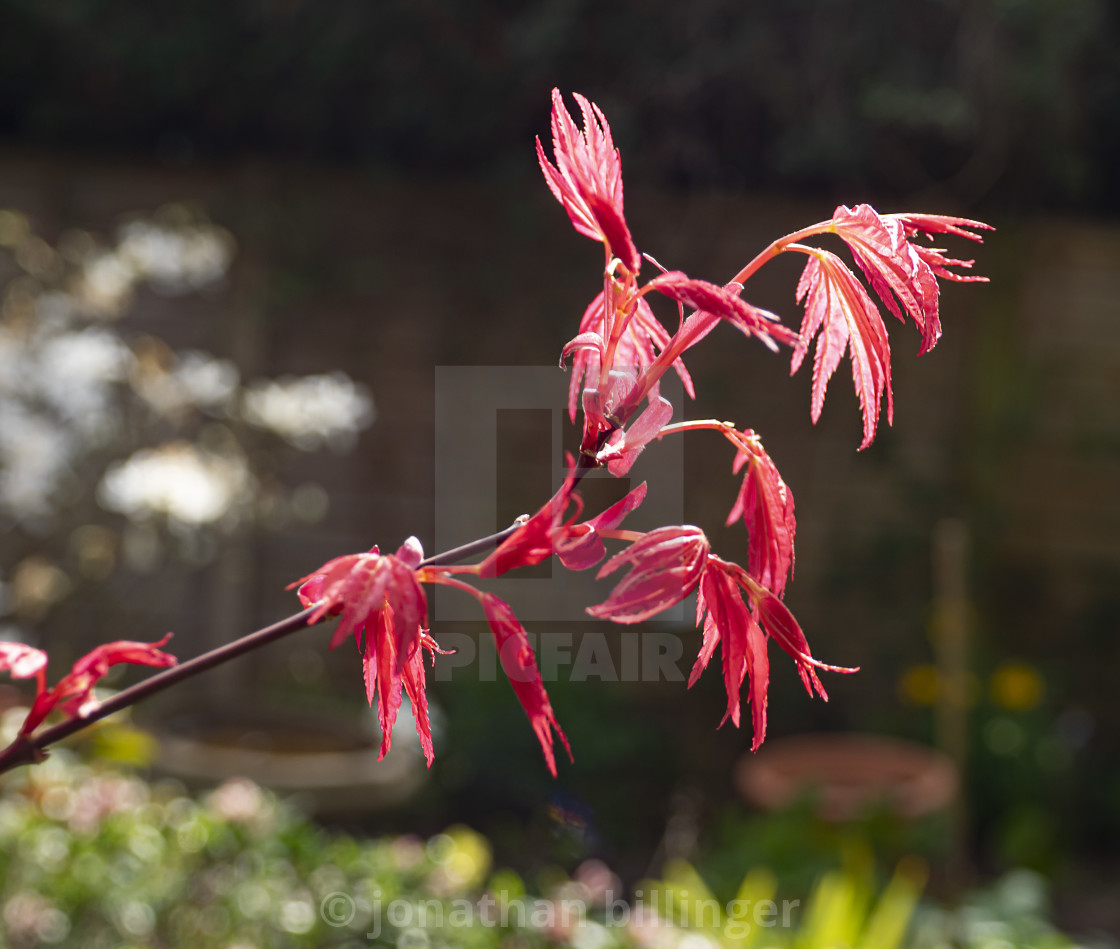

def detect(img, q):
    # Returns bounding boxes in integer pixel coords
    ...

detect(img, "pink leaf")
[698,565,749,727]
[588,526,709,623]
[830,204,942,355]
[288,542,437,765]
[537,89,640,273]
[0,642,48,683]
[20,634,177,736]
[690,561,771,749]
[400,637,435,767]
[753,588,858,700]
[726,431,796,598]
[557,481,647,571]
[368,609,403,760]
[293,544,429,659]
[647,271,798,352]
[480,593,571,777]
[791,250,893,449]
[742,610,770,752]
[597,395,673,476]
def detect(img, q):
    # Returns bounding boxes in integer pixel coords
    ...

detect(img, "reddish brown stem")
[0,518,530,776]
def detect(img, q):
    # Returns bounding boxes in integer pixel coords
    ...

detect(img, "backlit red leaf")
[563,292,693,423]
[537,89,640,273]
[588,526,709,623]
[753,588,858,699]
[690,561,770,749]
[830,204,941,353]
[646,271,798,352]
[479,593,571,777]
[792,250,893,449]
[727,431,796,598]
[556,481,647,571]
[0,642,48,684]
[19,634,177,736]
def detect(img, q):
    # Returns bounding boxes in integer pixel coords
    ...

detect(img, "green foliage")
[633,852,926,949]
[0,748,527,948]
[0,1,1115,209]
[909,871,1096,949]
[697,799,949,904]
[0,732,1100,948]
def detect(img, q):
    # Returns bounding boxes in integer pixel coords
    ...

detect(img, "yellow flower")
[898,665,940,706]
[990,663,1044,711]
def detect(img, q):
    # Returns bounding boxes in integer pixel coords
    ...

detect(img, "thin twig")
[0,517,532,775]
[419,516,527,567]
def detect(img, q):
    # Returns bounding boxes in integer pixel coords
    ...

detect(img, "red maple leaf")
[17,635,177,737]
[478,468,646,576]
[562,291,694,424]
[537,89,640,274]
[691,560,770,748]
[0,642,48,692]
[358,604,442,766]
[787,206,990,447]
[587,526,710,624]
[691,556,857,750]
[588,527,854,750]
[725,430,796,598]
[829,204,944,354]
[791,249,893,449]
[291,537,437,765]
[478,593,571,777]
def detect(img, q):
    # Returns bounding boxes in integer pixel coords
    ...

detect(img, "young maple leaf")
[587,526,710,623]
[18,635,177,737]
[726,430,796,599]
[790,206,990,447]
[358,604,441,766]
[690,556,857,750]
[290,537,437,765]
[294,537,426,658]
[478,593,571,777]
[645,271,799,353]
[537,89,641,274]
[691,560,770,748]
[829,204,943,355]
[829,205,990,356]
[562,291,693,424]
[587,526,853,750]
[477,469,646,576]
[791,249,893,449]
[0,642,48,692]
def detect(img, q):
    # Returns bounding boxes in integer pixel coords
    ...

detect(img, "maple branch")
[656,419,736,439]
[729,221,835,285]
[0,517,531,776]
[0,606,319,775]
[419,517,529,567]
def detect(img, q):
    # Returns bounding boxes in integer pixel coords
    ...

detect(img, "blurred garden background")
[1,1,1119,946]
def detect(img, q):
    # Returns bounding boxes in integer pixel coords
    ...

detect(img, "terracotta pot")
[735,733,958,821]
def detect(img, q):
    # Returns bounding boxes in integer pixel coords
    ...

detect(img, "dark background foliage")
[1,0,1117,212]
